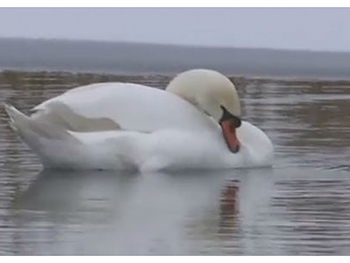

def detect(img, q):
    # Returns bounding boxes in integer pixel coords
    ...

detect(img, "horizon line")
[0,36,348,54]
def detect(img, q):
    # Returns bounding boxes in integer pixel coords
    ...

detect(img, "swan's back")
[33,83,217,133]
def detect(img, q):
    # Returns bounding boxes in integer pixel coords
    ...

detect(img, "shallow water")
[1,72,350,255]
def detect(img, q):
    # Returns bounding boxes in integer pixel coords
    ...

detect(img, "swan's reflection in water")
[7,168,275,255]
[219,179,239,232]
[184,169,275,255]
[10,167,350,255]
[13,170,138,218]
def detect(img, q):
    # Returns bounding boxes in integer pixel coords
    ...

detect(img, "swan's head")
[166,69,242,153]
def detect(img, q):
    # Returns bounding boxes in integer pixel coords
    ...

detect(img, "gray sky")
[1,8,350,51]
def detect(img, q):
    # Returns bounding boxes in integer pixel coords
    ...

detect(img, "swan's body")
[4,69,273,171]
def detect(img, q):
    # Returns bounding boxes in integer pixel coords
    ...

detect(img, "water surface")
[1,72,350,255]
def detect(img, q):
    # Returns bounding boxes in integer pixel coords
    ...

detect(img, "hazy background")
[1,8,350,79]
[0,8,350,51]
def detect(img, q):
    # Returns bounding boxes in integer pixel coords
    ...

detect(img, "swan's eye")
[220,105,241,128]
[232,116,241,128]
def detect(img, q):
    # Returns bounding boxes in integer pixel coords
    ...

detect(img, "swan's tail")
[4,103,78,142]
[3,103,80,167]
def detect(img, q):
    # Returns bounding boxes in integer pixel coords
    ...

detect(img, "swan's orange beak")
[220,119,240,153]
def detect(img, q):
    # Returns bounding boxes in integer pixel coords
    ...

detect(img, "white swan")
[4,69,273,171]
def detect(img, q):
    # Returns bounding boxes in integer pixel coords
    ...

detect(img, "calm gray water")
[1,72,350,255]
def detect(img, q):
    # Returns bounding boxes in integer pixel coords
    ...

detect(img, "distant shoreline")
[1,36,346,54]
[2,38,350,81]
[2,69,350,88]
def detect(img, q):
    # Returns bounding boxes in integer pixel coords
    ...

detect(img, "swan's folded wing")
[32,101,121,132]
[31,82,216,133]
